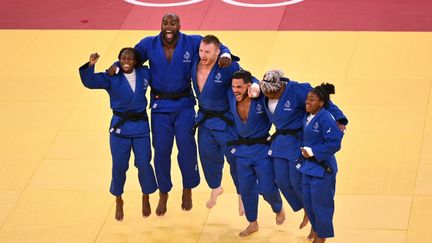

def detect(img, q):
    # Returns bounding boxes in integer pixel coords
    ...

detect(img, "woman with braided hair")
[259,70,347,240]
[299,83,344,243]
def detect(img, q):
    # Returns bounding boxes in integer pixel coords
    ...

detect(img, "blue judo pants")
[197,125,239,192]
[237,156,282,222]
[302,171,336,238]
[109,134,158,196]
[151,108,200,193]
[273,157,303,211]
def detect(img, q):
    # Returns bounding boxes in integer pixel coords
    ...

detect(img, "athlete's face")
[119,50,136,74]
[161,14,180,45]
[305,91,324,114]
[232,78,250,102]
[199,42,220,66]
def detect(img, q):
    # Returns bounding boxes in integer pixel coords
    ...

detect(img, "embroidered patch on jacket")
[214,72,222,83]
[183,51,191,62]
[256,103,264,114]
[284,100,292,111]
[313,122,320,132]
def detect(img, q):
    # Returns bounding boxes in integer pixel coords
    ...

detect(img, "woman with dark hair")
[299,83,344,243]
[259,70,347,240]
[79,48,157,221]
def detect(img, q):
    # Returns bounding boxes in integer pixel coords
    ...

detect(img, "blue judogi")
[79,62,158,196]
[264,80,347,212]
[228,91,282,222]
[298,108,344,238]
[134,32,231,192]
[191,60,240,191]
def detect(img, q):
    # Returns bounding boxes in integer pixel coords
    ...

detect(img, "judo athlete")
[110,13,234,215]
[259,70,347,239]
[228,70,285,237]
[191,35,260,212]
[299,83,344,243]
[79,48,158,221]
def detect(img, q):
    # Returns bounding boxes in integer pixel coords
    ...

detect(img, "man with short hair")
[191,35,260,213]
[110,13,234,216]
[228,70,285,237]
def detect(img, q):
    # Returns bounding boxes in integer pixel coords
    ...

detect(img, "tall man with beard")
[191,35,260,213]
[110,13,234,216]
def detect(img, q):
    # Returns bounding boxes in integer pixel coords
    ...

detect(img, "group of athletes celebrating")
[79,13,348,243]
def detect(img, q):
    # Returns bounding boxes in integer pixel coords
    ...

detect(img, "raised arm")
[79,53,111,90]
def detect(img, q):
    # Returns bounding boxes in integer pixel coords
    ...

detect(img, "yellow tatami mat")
[0,30,431,242]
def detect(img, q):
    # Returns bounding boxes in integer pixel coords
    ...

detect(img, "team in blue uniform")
[114,14,233,215]
[259,70,347,239]
[299,83,344,243]
[79,48,158,221]
[190,35,261,211]
[81,14,348,239]
[228,70,285,237]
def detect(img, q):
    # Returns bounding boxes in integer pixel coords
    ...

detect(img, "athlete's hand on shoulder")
[336,121,346,133]
[218,56,232,68]
[89,53,100,66]
[248,83,260,98]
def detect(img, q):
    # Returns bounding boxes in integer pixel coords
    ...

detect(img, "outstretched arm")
[79,53,110,90]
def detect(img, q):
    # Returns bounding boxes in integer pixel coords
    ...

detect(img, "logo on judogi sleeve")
[183,51,191,62]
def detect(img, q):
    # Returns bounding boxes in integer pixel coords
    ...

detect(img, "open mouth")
[165,31,173,39]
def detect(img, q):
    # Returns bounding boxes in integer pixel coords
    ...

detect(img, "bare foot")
[276,208,286,225]
[300,210,309,229]
[115,196,124,221]
[142,194,151,217]
[181,188,192,211]
[206,187,224,209]
[239,221,259,237]
[312,235,326,243]
[156,192,168,216]
[238,194,245,216]
[307,228,316,241]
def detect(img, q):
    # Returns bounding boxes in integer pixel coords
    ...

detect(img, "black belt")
[305,156,332,174]
[226,135,270,147]
[151,86,192,100]
[268,127,302,142]
[192,107,234,133]
[110,110,148,133]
